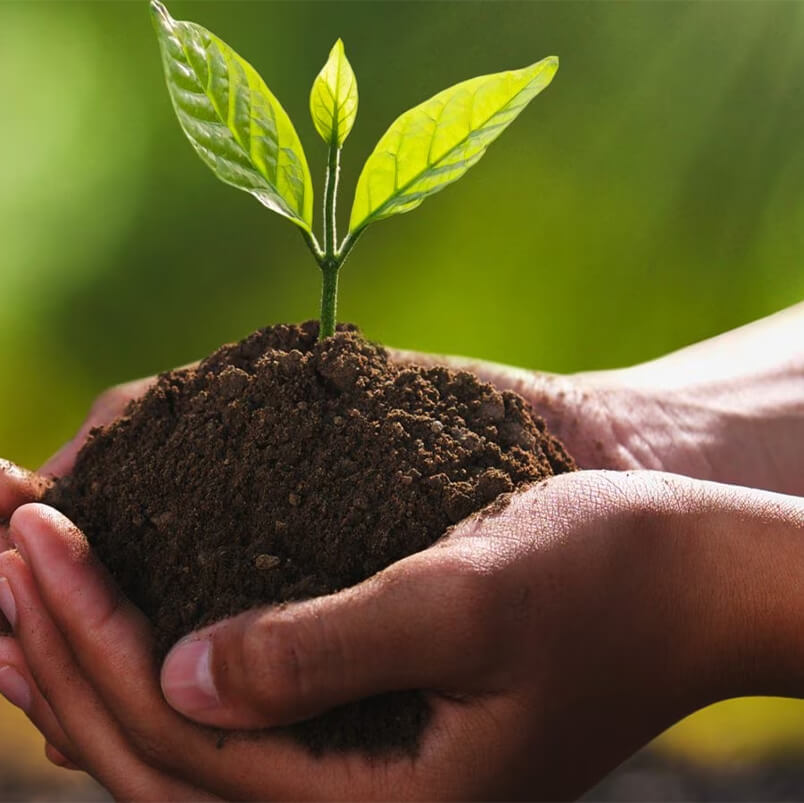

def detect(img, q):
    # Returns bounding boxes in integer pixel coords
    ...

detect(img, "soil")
[44,321,576,755]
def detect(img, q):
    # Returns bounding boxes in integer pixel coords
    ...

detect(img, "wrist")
[524,471,744,795]
[691,484,804,700]
[631,475,804,709]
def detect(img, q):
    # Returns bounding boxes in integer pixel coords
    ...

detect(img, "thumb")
[0,461,49,520]
[160,550,497,729]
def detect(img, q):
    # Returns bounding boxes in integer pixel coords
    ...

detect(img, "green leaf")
[348,56,558,234]
[150,0,313,231]
[309,39,358,148]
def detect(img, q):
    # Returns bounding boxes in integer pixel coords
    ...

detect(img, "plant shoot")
[151,1,558,338]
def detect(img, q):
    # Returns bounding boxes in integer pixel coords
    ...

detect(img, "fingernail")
[162,638,219,714]
[0,578,16,629]
[0,665,31,713]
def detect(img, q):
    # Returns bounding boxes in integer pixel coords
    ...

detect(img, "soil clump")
[45,322,576,754]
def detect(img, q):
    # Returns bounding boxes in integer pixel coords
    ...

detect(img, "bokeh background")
[0,0,803,798]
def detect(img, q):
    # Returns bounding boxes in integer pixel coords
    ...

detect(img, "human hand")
[0,376,157,770]
[0,302,800,793]
[395,300,804,494]
[2,470,802,800]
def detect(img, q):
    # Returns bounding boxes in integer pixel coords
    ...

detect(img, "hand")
[0,377,157,770]
[0,460,48,559]
[0,373,161,593]
[395,302,804,494]
[0,303,800,791]
[2,470,803,800]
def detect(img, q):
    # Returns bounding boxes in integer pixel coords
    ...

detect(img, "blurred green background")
[0,0,803,796]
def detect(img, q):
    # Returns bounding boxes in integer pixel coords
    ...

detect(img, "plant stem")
[323,144,340,258]
[318,142,341,340]
[306,144,365,340]
[319,260,339,339]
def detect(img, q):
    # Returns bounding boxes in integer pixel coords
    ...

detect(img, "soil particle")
[44,322,575,755]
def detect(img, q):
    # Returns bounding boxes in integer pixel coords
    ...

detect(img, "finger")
[45,743,81,771]
[0,634,80,765]
[161,544,506,729]
[0,463,49,630]
[0,461,49,520]
[7,505,506,800]
[40,377,157,477]
[7,503,325,800]
[0,547,219,801]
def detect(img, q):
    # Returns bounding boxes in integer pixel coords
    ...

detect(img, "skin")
[0,304,801,800]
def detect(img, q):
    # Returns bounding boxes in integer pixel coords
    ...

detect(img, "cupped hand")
[3,470,802,800]
[0,376,157,769]
[395,300,804,495]
[0,355,605,783]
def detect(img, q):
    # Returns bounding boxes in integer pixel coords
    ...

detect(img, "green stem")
[323,144,340,258]
[319,260,339,339]
[318,142,342,340]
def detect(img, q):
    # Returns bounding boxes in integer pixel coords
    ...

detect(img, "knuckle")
[236,614,311,716]
[238,615,278,688]
[236,606,339,720]
[446,554,495,608]
[126,722,170,767]
[44,742,71,767]
[72,572,124,641]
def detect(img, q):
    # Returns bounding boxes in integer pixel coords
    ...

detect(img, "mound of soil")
[44,322,575,754]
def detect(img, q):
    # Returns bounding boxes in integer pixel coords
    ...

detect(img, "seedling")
[151,1,558,339]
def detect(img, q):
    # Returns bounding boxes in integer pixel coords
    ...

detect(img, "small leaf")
[348,56,558,234]
[150,0,313,231]
[309,39,358,147]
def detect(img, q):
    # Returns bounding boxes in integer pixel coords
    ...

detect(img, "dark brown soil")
[44,322,575,754]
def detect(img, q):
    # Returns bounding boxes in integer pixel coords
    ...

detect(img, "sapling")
[151,1,558,339]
